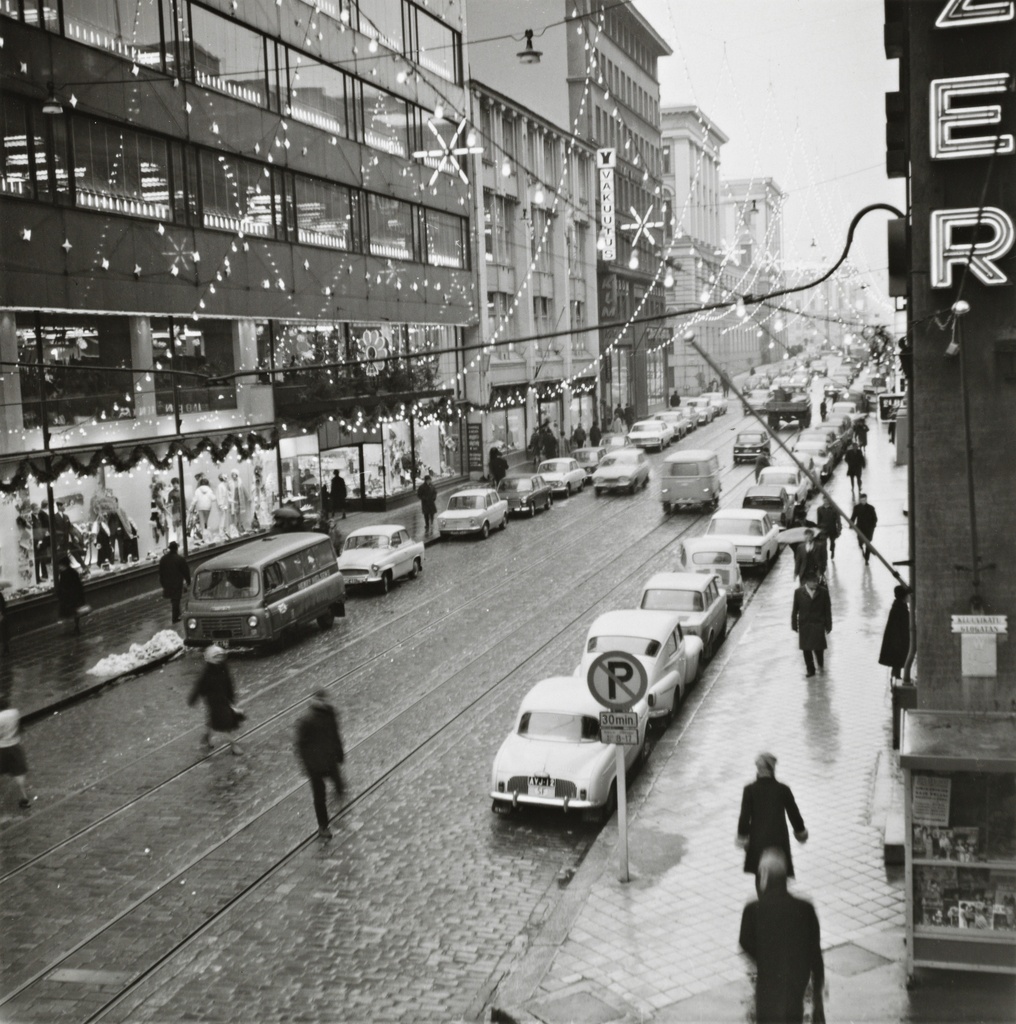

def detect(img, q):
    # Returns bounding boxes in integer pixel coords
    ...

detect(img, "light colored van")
[183,532,345,647]
[661,449,721,512]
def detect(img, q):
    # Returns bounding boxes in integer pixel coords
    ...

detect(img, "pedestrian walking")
[879,585,911,680]
[737,753,809,891]
[610,413,626,434]
[844,442,865,496]
[623,404,635,430]
[55,556,87,635]
[489,446,507,486]
[330,470,347,520]
[0,587,10,656]
[887,408,898,443]
[571,423,586,450]
[793,528,827,582]
[739,847,826,1024]
[753,451,771,481]
[850,492,878,565]
[819,398,828,422]
[295,688,345,839]
[722,377,730,398]
[669,390,681,408]
[815,496,841,559]
[791,573,832,676]
[158,541,191,624]
[853,417,869,450]
[0,703,31,810]
[187,645,244,755]
[588,420,602,446]
[417,474,437,534]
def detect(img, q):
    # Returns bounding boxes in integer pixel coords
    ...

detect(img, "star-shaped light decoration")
[620,204,665,249]
[61,239,72,252]
[21,228,31,241]
[101,258,109,270]
[411,117,482,186]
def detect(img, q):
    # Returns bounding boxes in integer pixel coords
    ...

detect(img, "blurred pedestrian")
[736,753,809,892]
[879,585,911,681]
[815,497,841,559]
[158,541,191,624]
[853,417,869,450]
[722,377,730,398]
[589,420,602,446]
[330,470,347,520]
[754,451,771,481]
[844,443,865,497]
[739,847,826,1024]
[55,556,87,635]
[623,404,635,429]
[0,702,31,810]
[850,493,878,565]
[791,572,832,676]
[188,645,244,755]
[887,408,898,443]
[669,390,681,408]
[295,688,345,839]
[819,398,827,421]
[417,475,437,534]
[793,529,827,582]
[571,423,586,449]
[489,446,507,486]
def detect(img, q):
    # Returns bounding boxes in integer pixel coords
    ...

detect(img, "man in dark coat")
[753,451,771,481]
[793,529,827,582]
[844,443,865,497]
[55,556,86,635]
[853,417,869,450]
[295,689,345,839]
[588,420,602,447]
[158,541,191,624]
[737,753,809,889]
[187,645,243,755]
[330,470,347,519]
[815,496,841,559]
[791,573,832,676]
[850,492,878,564]
[417,475,437,534]
[571,423,586,449]
[879,585,911,680]
[739,848,825,1024]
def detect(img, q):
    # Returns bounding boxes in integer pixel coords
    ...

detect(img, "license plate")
[529,775,554,798]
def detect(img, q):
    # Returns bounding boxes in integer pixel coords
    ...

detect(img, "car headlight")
[370,563,380,574]
[470,518,478,527]
[187,618,197,630]
[247,615,258,628]
[618,477,630,484]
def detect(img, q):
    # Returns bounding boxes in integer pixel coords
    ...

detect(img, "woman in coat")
[879,585,910,680]
[188,645,243,754]
[55,556,86,635]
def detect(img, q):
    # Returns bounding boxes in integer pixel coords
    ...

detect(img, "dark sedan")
[733,430,771,463]
[498,474,553,517]
[742,484,795,528]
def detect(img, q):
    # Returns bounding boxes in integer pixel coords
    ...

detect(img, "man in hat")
[793,528,827,583]
[737,753,809,893]
[295,689,345,839]
[791,572,833,676]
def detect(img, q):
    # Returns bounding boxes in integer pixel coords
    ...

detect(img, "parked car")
[758,465,813,513]
[498,474,553,517]
[437,487,509,539]
[790,438,837,482]
[637,571,728,662]
[592,448,651,495]
[701,392,729,416]
[830,400,867,426]
[798,427,848,460]
[579,609,703,723]
[600,432,632,449]
[705,508,781,569]
[733,430,771,464]
[537,458,586,495]
[490,675,648,822]
[742,484,796,528]
[660,449,721,512]
[627,419,673,451]
[683,397,713,426]
[570,447,607,482]
[653,410,690,440]
[676,537,744,611]
[337,525,424,594]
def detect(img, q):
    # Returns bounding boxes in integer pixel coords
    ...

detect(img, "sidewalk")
[490,420,1016,1023]
[1,493,449,724]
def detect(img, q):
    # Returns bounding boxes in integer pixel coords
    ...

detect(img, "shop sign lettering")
[950,614,1008,634]
[598,148,616,262]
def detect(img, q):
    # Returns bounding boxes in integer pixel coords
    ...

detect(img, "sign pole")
[616,746,629,883]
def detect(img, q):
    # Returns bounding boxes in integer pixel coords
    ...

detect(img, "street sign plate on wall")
[586,652,647,710]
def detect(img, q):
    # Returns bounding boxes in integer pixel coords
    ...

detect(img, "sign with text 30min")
[599,710,639,746]
[598,148,616,262]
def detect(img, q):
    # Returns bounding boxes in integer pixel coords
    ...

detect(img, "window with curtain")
[73,118,171,220]
[426,209,466,268]
[200,152,279,236]
[295,177,356,250]
[62,0,169,69]
[479,102,494,163]
[361,82,410,156]
[287,51,350,138]
[531,209,551,273]
[570,300,587,355]
[487,292,515,360]
[183,4,273,108]
[484,193,513,265]
[367,192,415,260]
[543,135,558,183]
[568,223,587,279]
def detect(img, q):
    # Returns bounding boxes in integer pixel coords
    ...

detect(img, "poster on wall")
[467,423,484,472]
[912,775,952,826]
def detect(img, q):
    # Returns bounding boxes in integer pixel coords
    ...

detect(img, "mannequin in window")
[230,470,250,533]
[216,473,232,538]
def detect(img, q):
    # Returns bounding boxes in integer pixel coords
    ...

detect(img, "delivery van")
[661,449,721,512]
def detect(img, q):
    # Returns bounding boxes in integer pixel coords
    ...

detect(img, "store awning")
[489,382,529,408]
[532,379,563,400]
[569,376,597,395]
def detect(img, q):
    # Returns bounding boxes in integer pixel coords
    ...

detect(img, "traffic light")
[884,0,909,179]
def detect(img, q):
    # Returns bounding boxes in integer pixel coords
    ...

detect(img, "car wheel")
[528,503,536,518]
[480,521,490,539]
[316,610,335,631]
[378,572,391,594]
[500,515,507,530]
[703,631,715,663]
[409,557,421,579]
[547,494,553,509]
[629,482,637,495]
[642,476,649,489]
[594,488,602,496]
[662,501,671,513]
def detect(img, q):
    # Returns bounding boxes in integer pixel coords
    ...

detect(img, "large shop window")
[425,209,467,269]
[200,152,281,237]
[360,83,410,157]
[62,0,170,69]
[407,3,461,83]
[18,315,135,430]
[151,319,238,416]
[288,53,350,138]
[295,177,356,250]
[1,0,59,31]
[406,324,454,390]
[1,94,71,203]
[73,118,171,220]
[367,192,416,261]
[357,0,403,51]
[272,322,348,407]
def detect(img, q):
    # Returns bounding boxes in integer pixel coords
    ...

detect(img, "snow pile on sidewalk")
[87,630,185,678]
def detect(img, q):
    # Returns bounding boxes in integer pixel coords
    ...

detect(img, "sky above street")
[639,0,904,316]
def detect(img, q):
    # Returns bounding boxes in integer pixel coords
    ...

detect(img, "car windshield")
[193,568,260,600]
[518,711,600,741]
[641,589,703,612]
[691,550,732,565]
[586,634,660,656]
[448,495,483,510]
[709,518,763,537]
[667,463,702,477]
[574,451,597,464]
[539,461,567,473]
[631,421,658,432]
[745,496,780,508]
[737,434,765,444]
[500,478,532,493]
[343,533,390,550]
[762,472,795,486]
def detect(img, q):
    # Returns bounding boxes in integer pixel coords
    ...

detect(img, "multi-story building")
[781,262,879,357]
[0,0,476,613]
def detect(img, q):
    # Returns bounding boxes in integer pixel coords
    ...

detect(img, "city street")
[3,408,767,1023]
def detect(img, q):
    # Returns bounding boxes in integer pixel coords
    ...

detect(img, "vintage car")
[436,488,509,539]
[683,397,714,426]
[705,508,781,568]
[733,430,771,463]
[653,410,691,439]
[592,448,651,495]
[571,446,607,481]
[701,392,729,416]
[498,474,553,516]
[758,465,814,513]
[790,438,837,482]
[599,432,633,449]
[676,537,744,611]
[578,609,703,722]
[337,525,424,594]
[627,419,673,451]
[490,675,648,822]
[637,571,728,662]
[742,484,796,528]
[537,458,587,495]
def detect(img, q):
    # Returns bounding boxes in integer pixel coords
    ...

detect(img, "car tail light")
[497,782,505,792]
[755,547,762,556]
[580,788,587,800]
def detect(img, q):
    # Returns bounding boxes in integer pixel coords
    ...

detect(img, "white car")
[684,398,713,425]
[627,419,673,451]
[437,488,508,539]
[637,572,728,662]
[338,525,424,594]
[676,537,744,611]
[537,458,586,495]
[579,609,702,722]
[592,448,651,495]
[490,675,648,822]
[701,392,729,416]
[790,439,836,482]
[705,508,781,568]
[653,410,690,439]
[758,465,814,513]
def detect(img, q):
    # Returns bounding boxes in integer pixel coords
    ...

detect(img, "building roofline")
[620,2,673,57]
[468,79,595,148]
[660,105,729,146]
[722,176,787,199]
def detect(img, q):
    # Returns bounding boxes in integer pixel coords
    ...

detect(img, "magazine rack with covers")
[901,710,1016,976]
